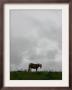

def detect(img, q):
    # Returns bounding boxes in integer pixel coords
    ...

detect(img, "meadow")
[10,71,62,80]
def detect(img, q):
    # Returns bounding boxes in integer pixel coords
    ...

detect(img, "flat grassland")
[10,71,62,80]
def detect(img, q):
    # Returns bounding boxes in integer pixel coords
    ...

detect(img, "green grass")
[10,71,62,80]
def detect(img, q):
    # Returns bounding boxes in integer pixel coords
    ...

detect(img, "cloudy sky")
[10,9,62,71]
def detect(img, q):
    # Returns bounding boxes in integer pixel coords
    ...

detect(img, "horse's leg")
[30,68,31,72]
[36,68,37,72]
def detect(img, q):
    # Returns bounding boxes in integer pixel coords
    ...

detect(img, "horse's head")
[39,64,42,68]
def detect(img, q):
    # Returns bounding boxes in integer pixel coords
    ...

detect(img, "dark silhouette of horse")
[28,63,42,72]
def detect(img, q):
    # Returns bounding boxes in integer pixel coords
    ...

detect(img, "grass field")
[10,71,62,80]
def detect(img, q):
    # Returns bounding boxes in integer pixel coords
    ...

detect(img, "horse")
[28,63,42,72]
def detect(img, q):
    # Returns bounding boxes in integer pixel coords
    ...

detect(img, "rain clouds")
[10,9,62,71]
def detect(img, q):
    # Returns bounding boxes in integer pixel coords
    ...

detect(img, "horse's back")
[29,63,34,66]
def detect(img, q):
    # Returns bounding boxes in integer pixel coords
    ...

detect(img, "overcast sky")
[10,9,62,71]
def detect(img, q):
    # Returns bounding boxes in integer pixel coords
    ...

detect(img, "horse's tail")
[28,63,31,72]
[28,66,31,72]
[28,68,30,72]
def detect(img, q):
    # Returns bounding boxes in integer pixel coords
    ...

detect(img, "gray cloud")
[10,9,62,71]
